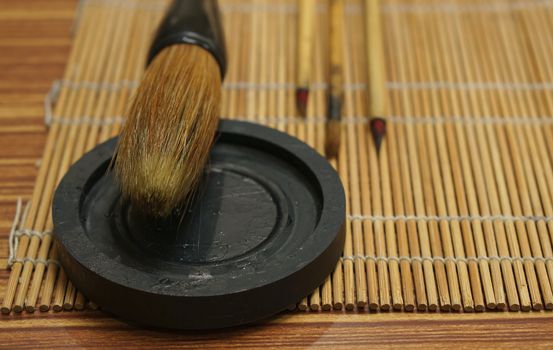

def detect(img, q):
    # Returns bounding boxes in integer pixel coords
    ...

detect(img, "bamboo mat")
[3,0,553,315]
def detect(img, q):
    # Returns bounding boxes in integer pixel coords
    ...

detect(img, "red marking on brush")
[370,117,387,153]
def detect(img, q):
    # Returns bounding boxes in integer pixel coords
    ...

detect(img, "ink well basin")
[53,120,345,329]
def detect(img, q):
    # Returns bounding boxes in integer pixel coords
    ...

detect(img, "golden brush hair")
[114,44,222,217]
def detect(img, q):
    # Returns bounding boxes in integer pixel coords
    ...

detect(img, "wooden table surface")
[1,0,553,348]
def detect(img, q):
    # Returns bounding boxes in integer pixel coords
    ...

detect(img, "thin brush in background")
[365,0,387,152]
[325,0,345,158]
[296,0,315,117]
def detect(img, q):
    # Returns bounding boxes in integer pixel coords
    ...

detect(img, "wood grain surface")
[2,0,553,348]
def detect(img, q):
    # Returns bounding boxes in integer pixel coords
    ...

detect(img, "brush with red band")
[365,0,387,153]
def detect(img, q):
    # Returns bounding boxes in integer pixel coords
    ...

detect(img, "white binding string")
[387,81,553,91]
[347,214,553,223]
[44,79,133,126]
[222,82,366,91]
[44,80,61,126]
[387,115,553,126]
[58,79,139,91]
[7,198,23,267]
[382,0,553,13]
[341,254,553,265]
[8,199,58,268]
[44,76,552,127]
[220,3,361,14]
[48,115,126,127]
[224,81,553,92]
[225,115,553,127]
[79,0,167,11]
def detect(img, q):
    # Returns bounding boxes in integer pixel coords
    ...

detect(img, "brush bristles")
[114,45,221,217]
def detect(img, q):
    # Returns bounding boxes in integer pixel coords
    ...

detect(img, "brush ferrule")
[148,0,227,77]
[327,94,342,122]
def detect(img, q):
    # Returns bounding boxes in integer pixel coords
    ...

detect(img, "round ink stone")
[53,120,345,329]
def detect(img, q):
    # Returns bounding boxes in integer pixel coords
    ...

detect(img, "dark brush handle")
[147,0,227,77]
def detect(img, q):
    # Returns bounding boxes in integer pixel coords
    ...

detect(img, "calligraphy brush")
[114,0,226,217]
[296,0,315,117]
[325,0,345,158]
[365,0,387,152]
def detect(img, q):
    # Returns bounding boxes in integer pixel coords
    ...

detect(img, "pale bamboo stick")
[266,0,279,131]
[62,282,77,311]
[281,0,309,312]
[19,4,97,313]
[386,5,429,311]
[222,0,241,123]
[220,1,234,123]
[310,1,334,311]
[296,0,315,115]
[436,6,514,308]
[489,3,553,309]
[325,1,344,312]
[275,0,288,134]
[517,1,553,299]
[342,5,368,309]
[0,1,98,315]
[74,292,86,311]
[11,3,116,313]
[422,7,488,311]
[48,6,120,312]
[354,3,401,309]
[451,4,526,311]
[303,0,322,311]
[404,8,461,311]
[257,0,270,127]
[38,249,59,311]
[51,268,67,312]
[508,5,553,310]
[233,0,250,124]
[386,120,414,311]
[344,3,378,312]
[383,11,415,311]
[245,0,261,122]
[472,5,539,311]
[413,4,481,311]
[384,8,427,311]
[390,7,439,311]
[283,1,313,309]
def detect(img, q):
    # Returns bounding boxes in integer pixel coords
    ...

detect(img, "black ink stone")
[52,120,345,329]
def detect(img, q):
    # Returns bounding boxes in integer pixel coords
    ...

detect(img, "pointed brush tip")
[370,117,387,153]
[373,134,383,153]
